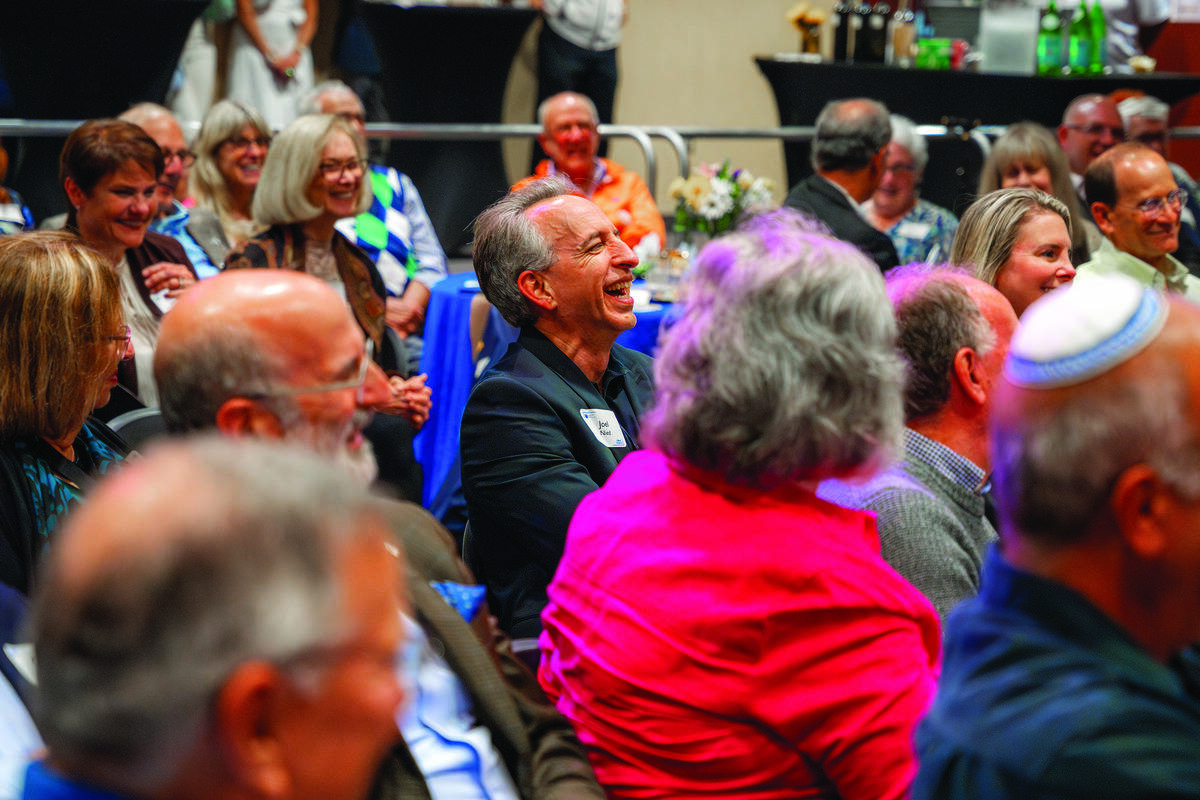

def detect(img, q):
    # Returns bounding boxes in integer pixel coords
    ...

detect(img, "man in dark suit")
[154,270,604,800]
[462,176,655,639]
[785,98,900,271]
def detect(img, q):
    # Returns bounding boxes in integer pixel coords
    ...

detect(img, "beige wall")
[501,0,829,212]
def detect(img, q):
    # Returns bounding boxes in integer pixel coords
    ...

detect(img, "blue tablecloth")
[414,271,670,511]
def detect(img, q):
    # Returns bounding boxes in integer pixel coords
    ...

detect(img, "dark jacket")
[785,174,900,271]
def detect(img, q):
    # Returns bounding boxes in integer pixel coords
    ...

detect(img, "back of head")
[886,265,995,420]
[811,98,891,173]
[472,175,576,328]
[60,119,163,228]
[1116,95,1169,128]
[951,187,1071,286]
[191,100,271,214]
[991,275,1200,545]
[0,231,121,442]
[646,208,903,488]
[155,270,334,433]
[252,114,370,225]
[32,436,387,793]
[299,79,359,117]
[1084,141,1157,210]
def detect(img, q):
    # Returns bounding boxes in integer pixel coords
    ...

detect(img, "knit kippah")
[1004,275,1168,389]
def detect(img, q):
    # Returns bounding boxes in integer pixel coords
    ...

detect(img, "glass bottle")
[833,0,853,62]
[1088,0,1107,74]
[1037,0,1064,75]
[851,0,873,62]
[889,0,917,66]
[1067,3,1091,75]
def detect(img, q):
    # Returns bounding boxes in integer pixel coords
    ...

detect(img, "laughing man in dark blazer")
[462,176,655,641]
[785,98,900,271]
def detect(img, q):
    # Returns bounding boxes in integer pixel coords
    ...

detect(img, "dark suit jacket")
[369,499,603,800]
[785,174,900,271]
[461,327,655,638]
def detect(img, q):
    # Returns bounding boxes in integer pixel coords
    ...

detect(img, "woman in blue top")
[0,232,131,595]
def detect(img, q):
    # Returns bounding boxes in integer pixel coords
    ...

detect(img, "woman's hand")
[142,262,196,298]
[268,49,302,81]
[376,373,432,430]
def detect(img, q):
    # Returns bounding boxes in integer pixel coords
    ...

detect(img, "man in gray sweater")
[820,266,1017,621]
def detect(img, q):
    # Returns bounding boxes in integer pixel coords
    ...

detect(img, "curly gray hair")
[645,209,904,488]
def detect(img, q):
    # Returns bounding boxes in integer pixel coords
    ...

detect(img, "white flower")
[699,189,735,220]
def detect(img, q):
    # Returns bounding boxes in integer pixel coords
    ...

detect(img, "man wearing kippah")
[914,275,1200,799]
[1077,142,1200,300]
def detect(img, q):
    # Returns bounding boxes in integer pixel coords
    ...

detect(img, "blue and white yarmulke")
[1005,274,1168,389]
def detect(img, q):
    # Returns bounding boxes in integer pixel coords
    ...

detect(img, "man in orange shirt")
[513,91,665,256]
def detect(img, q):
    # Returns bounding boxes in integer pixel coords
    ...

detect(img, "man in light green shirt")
[1076,142,1200,302]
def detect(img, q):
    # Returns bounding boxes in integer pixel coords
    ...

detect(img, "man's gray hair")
[299,79,361,117]
[646,209,904,488]
[536,91,599,128]
[253,114,372,225]
[992,338,1200,544]
[886,265,995,421]
[811,98,892,173]
[472,175,575,327]
[31,436,387,792]
[1117,94,1170,127]
[889,114,928,176]
[118,103,176,131]
[155,325,292,433]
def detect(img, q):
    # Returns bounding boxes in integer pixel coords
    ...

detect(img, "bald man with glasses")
[1076,142,1200,301]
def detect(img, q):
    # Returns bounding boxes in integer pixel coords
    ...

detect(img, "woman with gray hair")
[191,99,272,248]
[539,210,940,799]
[951,186,1076,317]
[867,114,958,263]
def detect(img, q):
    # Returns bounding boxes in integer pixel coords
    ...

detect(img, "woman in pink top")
[539,210,941,799]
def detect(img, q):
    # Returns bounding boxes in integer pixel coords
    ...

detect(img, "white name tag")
[896,221,932,240]
[580,409,626,448]
[4,643,35,686]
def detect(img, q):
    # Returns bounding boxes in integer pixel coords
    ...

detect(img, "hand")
[268,49,301,80]
[377,373,432,430]
[385,295,425,337]
[142,262,196,298]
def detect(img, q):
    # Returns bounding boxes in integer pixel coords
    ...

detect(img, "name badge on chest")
[580,408,627,448]
[895,220,932,240]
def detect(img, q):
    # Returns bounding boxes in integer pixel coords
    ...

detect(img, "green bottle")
[1088,0,1107,74]
[1068,3,1091,75]
[1038,0,1064,75]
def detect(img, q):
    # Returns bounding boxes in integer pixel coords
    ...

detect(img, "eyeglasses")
[1064,123,1125,139]
[884,162,916,175]
[222,135,272,152]
[1119,187,1189,219]
[319,158,367,181]
[334,111,366,126]
[249,339,375,401]
[161,148,196,167]
[1133,131,1168,146]
[106,324,133,361]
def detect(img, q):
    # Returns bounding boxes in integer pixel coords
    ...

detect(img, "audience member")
[227,0,316,130]
[0,138,33,235]
[513,91,664,258]
[302,80,448,371]
[1078,142,1199,299]
[540,210,939,799]
[191,99,271,247]
[820,266,1015,620]
[532,0,624,160]
[119,103,230,278]
[153,269,606,800]
[1116,94,1200,273]
[0,232,131,596]
[979,121,1098,264]
[23,437,407,800]
[866,115,957,263]
[462,176,654,639]
[951,187,1075,317]
[1058,94,1124,207]
[785,98,900,271]
[60,119,198,407]
[224,113,431,501]
[915,274,1200,798]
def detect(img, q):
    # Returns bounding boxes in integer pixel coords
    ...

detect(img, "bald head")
[1058,94,1124,175]
[154,270,365,434]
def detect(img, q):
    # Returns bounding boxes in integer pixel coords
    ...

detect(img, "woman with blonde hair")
[951,186,1076,317]
[191,99,272,248]
[978,122,1100,264]
[0,231,132,595]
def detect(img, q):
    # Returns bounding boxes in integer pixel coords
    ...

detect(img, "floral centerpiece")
[667,161,775,238]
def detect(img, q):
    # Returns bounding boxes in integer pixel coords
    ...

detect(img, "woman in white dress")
[227,0,317,131]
